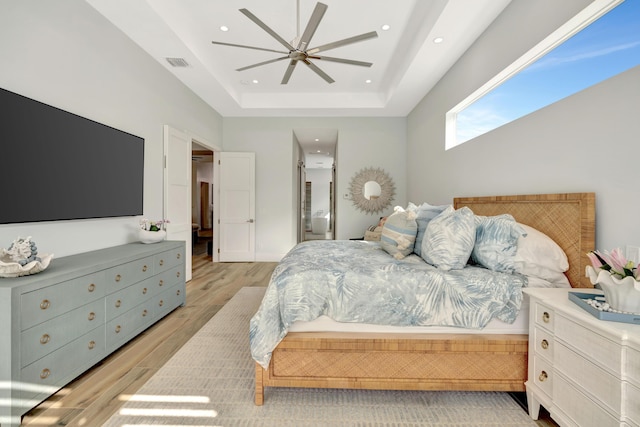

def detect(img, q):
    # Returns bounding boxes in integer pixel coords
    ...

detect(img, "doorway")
[191,146,214,257]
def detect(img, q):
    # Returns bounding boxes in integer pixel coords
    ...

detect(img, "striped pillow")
[380,207,418,259]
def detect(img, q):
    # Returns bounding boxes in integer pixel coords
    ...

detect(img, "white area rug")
[103,287,537,426]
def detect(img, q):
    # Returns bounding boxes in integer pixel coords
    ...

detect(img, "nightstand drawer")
[556,314,623,375]
[534,302,554,331]
[624,381,640,425]
[533,326,554,361]
[555,341,621,416]
[21,299,104,367]
[554,374,619,427]
[625,346,640,386]
[532,354,553,397]
[21,270,105,330]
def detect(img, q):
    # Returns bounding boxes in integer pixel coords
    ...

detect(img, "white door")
[219,152,255,262]
[163,125,192,280]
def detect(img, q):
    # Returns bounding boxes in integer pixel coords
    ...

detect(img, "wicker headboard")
[454,193,595,288]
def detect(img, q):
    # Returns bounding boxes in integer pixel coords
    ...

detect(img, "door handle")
[247,219,255,223]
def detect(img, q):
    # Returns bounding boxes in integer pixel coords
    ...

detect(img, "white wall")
[223,116,406,260]
[0,0,223,257]
[407,0,640,251]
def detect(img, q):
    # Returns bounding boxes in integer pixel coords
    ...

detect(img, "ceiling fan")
[211,2,378,84]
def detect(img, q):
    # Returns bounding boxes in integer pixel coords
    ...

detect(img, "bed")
[253,192,595,405]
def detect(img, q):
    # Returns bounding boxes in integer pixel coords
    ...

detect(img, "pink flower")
[586,251,603,269]
[587,248,639,280]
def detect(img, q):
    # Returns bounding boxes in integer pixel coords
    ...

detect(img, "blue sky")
[456,0,640,143]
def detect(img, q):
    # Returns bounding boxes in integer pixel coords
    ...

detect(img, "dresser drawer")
[103,256,155,291]
[555,314,623,375]
[154,246,184,273]
[21,299,104,367]
[625,345,640,387]
[555,341,622,416]
[155,264,185,293]
[554,373,620,427]
[155,282,186,319]
[533,326,554,362]
[21,271,105,330]
[534,302,554,331]
[106,300,155,351]
[105,276,156,320]
[21,327,105,394]
[532,354,553,397]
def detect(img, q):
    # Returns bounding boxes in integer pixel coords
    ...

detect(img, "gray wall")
[407,0,640,251]
[0,0,223,257]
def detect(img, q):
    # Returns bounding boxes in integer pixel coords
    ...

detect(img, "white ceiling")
[86,0,511,167]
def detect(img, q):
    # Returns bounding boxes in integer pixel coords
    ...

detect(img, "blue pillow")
[421,206,476,270]
[380,207,418,259]
[472,214,525,272]
[413,203,451,257]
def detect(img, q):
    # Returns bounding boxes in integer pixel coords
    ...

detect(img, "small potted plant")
[139,219,170,244]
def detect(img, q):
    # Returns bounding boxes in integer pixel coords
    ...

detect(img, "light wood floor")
[20,254,558,426]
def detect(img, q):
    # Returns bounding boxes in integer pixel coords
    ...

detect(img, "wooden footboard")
[255,332,528,405]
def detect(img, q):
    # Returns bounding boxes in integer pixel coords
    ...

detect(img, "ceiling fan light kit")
[211,2,378,84]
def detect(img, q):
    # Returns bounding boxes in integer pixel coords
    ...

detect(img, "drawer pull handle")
[142,287,148,295]
[176,289,181,296]
[115,325,121,333]
[88,283,96,292]
[159,279,164,287]
[115,274,122,282]
[542,312,550,323]
[541,339,549,350]
[142,309,148,317]
[177,253,181,259]
[142,265,148,272]
[40,334,50,345]
[176,271,181,278]
[159,259,164,266]
[40,299,50,310]
[88,340,96,350]
[40,368,51,380]
[539,371,548,382]
[159,300,164,307]
[88,312,96,321]
[115,299,122,308]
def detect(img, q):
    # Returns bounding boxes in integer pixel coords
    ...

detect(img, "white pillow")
[525,272,571,288]
[513,223,569,280]
[421,206,476,270]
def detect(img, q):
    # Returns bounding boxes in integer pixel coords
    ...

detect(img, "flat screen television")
[0,87,144,224]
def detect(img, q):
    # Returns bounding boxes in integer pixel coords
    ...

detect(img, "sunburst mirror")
[348,167,395,214]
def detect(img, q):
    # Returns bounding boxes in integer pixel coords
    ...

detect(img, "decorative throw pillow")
[513,223,569,279]
[421,206,476,270]
[380,206,418,259]
[471,214,525,272]
[413,203,451,257]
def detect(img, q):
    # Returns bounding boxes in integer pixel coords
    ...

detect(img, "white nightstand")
[523,288,640,427]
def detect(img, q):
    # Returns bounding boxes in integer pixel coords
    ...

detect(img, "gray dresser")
[0,241,186,427]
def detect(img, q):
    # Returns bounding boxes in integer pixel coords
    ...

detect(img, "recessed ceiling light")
[220,25,229,32]
[381,24,390,31]
[433,37,444,44]
[365,79,372,84]
[252,79,259,84]
[315,138,319,142]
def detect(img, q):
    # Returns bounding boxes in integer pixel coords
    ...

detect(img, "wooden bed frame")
[255,192,596,405]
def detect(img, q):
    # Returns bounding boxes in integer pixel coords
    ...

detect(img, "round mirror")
[364,181,382,200]
[349,167,395,214]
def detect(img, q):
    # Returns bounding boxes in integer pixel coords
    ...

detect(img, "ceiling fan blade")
[303,59,334,84]
[297,2,328,51]
[281,59,298,84]
[306,31,378,55]
[211,40,289,55]
[239,8,295,51]
[237,56,289,72]
[309,55,373,67]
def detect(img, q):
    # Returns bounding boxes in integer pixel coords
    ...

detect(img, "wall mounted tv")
[0,87,144,224]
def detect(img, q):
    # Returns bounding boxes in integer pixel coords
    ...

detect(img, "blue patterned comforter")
[250,240,526,368]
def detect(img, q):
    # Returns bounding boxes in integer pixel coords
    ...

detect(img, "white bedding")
[289,294,530,335]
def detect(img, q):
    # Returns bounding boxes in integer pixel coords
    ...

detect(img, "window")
[446,0,639,149]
